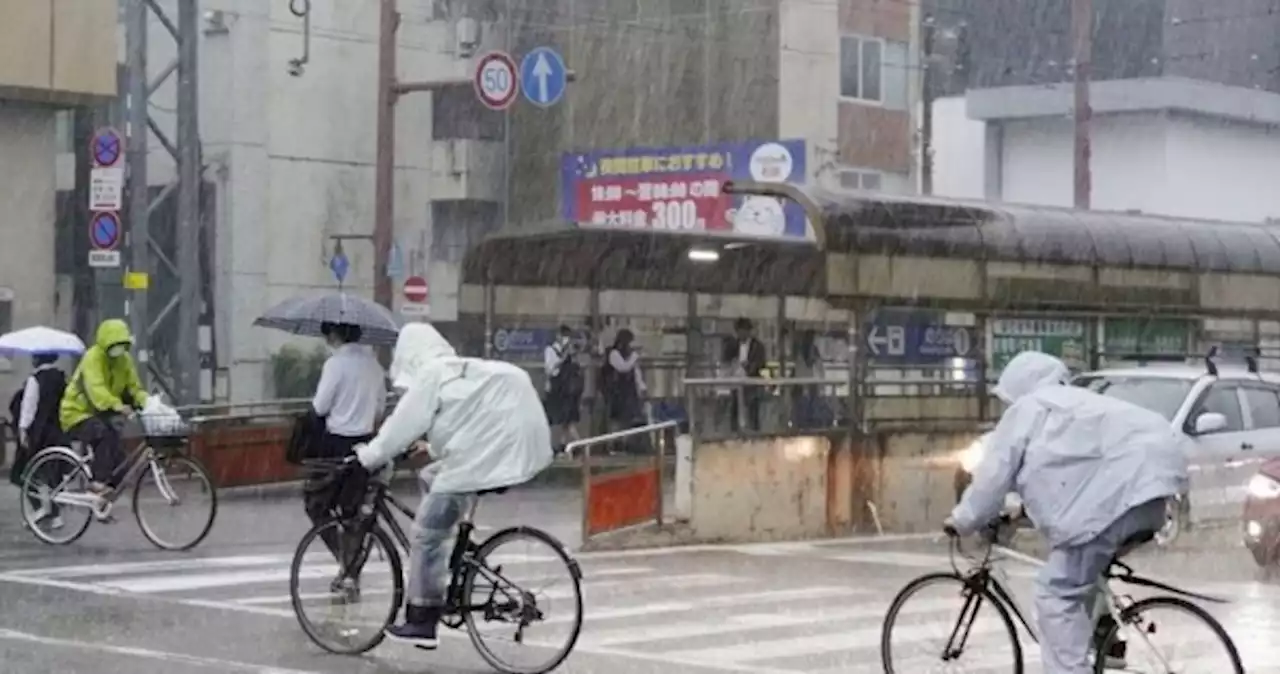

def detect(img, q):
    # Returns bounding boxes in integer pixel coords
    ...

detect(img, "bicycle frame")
[46,440,179,511]
[954,540,1219,672]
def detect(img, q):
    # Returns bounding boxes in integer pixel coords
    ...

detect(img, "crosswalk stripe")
[829,551,1039,578]
[580,595,959,647]
[546,586,870,625]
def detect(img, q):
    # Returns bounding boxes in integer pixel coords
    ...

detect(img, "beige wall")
[0,0,117,103]
[0,103,59,388]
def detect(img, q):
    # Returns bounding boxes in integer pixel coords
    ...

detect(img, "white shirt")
[18,363,57,433]
[312,343,387,437]
[543,339,570,393]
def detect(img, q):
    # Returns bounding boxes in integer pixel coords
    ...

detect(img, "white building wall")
[1162,115,1280,222]
[929,96,985,199]
[0,103,59,389]
[143,0,498,402]
[779,0,839,184]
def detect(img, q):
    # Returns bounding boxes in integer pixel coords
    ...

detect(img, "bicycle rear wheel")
[291,518,403,655]
[462,526,584,674]
[881,572,1024,674]
[1094,595,1243,674]
[132,454,217,551]
[20,449,94,545]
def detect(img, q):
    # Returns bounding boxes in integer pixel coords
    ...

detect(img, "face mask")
[107,345,127,358]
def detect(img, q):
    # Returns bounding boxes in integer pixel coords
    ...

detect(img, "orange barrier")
[570,421,677,543]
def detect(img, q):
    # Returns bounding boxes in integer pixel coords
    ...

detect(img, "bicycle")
[289,458,584,674]
[880,513,1245,673]
[18,412,218,551]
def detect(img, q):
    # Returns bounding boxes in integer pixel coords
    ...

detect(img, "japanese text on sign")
[587,152,728,177]
[586,179,722,230]
[991,317,1088,371]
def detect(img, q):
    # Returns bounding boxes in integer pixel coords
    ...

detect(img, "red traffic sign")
[89,211,122,251]
[473,51,518,111]
[91,127,123,167]
[403,276,429,303]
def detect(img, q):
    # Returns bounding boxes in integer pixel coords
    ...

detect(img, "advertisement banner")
[560,139,810,241]
[1102,318,1192,358]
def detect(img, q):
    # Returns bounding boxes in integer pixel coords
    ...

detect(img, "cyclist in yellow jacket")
[60,319,148,495]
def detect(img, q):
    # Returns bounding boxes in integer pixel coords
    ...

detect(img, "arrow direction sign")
[520,46,567,108]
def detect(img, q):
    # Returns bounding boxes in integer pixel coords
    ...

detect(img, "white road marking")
[546,585,869,624]
[0,627,325,673]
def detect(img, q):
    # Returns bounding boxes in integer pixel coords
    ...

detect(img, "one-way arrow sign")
[520,46,567,107]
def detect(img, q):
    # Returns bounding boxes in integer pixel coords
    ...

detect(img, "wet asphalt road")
[1,481,1279,674]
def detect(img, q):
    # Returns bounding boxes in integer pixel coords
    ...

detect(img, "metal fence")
[565,420,678,543]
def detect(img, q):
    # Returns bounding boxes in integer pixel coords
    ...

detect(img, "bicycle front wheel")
[132,454,217,551]
[462,526,584,674]
[20,449,94,546]
[1095,595,1243,674]
[881,572,1024,674]
[291,518,403,655]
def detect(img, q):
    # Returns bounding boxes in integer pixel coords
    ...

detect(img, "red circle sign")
[403,276,429,303]
[473,51,518,111]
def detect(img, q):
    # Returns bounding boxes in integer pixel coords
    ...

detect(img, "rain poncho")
[60,319,148,431]
[356,323,553,494]
[951,351,1189,548]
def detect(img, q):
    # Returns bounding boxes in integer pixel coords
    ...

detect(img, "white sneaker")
[47,516,65,530]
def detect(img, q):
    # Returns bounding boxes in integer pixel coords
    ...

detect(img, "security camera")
[456,18,481,58]
[287,59,305,77]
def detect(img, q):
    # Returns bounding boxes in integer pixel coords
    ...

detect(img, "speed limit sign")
[473,51,518,111]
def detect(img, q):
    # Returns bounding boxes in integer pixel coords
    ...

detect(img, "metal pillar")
[175,0,203,404]
[125,0,149,380]
[124,0,205,403]
[1071,0,1093,209]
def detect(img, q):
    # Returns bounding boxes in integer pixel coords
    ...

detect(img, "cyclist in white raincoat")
[945,351,1189,673]
[356,322,554,649]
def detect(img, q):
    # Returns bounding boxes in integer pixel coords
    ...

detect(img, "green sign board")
[991,317,1089,372]
[1103,318,1192,358]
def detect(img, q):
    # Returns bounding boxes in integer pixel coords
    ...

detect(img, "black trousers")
[302,431,374,576]
[70,415,127,489]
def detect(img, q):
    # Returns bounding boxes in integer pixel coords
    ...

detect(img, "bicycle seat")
[476,486,509,497]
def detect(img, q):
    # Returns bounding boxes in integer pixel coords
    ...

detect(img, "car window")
[1243,386,1280,429]
[1072,375,1193,421]
[1192,383,1245,432]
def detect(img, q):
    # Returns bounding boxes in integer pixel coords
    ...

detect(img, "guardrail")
[565,420,678,544]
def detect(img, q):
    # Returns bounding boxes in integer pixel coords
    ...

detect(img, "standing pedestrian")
[722,318,767,431]
[601,329,647,432]
[543,325,583,453]
[12,353,69,527]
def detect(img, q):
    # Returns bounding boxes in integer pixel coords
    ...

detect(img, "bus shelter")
[461,183,1280,542]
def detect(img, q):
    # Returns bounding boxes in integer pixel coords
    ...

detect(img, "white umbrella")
[0,327,87,356]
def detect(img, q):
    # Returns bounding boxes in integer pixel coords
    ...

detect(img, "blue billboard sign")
[560,139,811,241]
[863,309,976,365]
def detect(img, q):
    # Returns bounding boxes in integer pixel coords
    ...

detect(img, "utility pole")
[124,0,205,403]
[1071,0,1093,209]
[125,0,149,379]
[920,15,936,196]
[373,0,398,312]
[175,0,203,404]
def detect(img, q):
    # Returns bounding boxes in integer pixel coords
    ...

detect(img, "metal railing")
[683,377,850,443]
[565,420,678,543]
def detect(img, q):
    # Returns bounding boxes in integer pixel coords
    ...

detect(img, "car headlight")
[960,438,985,474]
[1247,474,1280,500]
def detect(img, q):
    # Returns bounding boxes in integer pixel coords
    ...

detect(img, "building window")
[839,168,883,191]
[840,35,883,103]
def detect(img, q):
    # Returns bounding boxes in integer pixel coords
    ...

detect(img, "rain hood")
[953,350,1189,548]
[96,319,135,350]
[357,323,553,494]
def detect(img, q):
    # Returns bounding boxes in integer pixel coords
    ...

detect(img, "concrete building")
[926,0,1280,222]
[0,0,117,391]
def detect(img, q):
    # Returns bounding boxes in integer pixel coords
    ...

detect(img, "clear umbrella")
[0,326,87,356]
[253,293,402,345]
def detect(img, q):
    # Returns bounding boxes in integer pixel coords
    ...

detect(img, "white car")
[957,361,1280,545]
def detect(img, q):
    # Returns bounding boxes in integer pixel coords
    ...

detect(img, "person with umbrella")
[304,321,387,599]
[59,319,149,499]
[1,327,82,529]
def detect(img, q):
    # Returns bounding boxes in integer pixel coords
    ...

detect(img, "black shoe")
[1093,615,1127,669]
[385,604,440,649]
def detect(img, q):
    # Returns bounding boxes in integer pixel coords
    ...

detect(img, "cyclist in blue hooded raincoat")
[946,351,1190,673]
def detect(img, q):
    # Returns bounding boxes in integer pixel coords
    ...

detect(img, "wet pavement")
[0,482,1278,673]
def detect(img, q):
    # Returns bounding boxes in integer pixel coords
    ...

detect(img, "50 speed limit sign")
[473,51,519,111]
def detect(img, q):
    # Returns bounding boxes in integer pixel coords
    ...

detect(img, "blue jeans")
[406,465,475,608]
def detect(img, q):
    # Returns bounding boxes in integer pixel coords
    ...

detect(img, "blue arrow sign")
[520,47,567,108]
[329,252,350,283]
